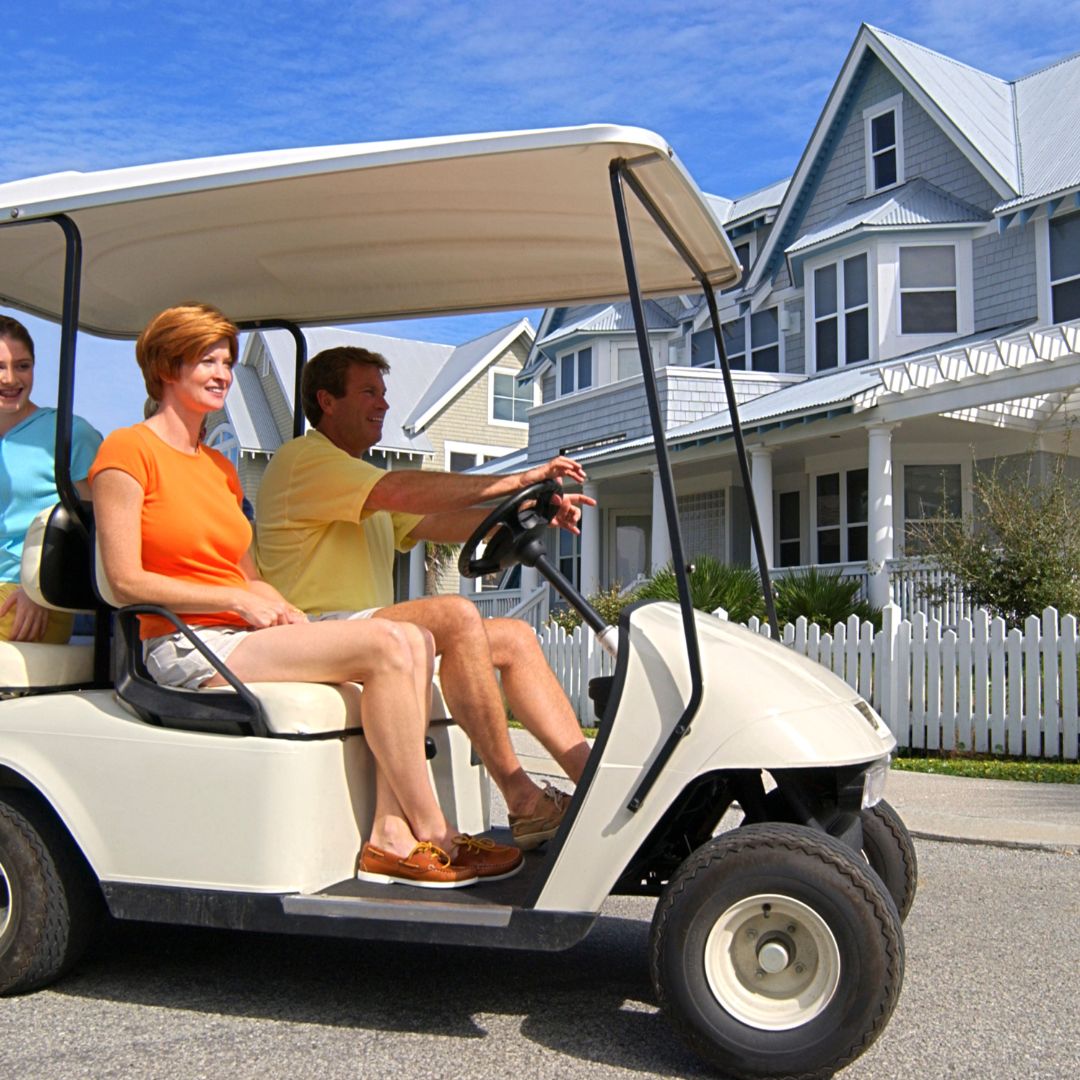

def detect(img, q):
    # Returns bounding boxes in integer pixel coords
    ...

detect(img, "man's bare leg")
[483,617,591,784]
[374,596,546,816]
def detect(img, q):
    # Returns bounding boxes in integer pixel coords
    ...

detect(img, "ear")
[316,387,337,415]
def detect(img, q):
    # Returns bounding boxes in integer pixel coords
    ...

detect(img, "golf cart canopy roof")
[0,124,739,338]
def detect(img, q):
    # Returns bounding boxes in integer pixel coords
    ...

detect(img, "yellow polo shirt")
[255,430,422,614]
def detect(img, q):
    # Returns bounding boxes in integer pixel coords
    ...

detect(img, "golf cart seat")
[0,503,96,691]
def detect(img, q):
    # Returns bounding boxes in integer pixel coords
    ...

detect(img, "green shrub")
[636,555,766,624]
[547,582,640,632]
[772,566,881,630]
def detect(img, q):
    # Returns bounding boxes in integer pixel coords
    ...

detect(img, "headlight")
[861,756,890,809]
[854,698,892,739]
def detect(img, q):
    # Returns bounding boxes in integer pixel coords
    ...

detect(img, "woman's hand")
[0,587,50,642]
[229,588,308,629]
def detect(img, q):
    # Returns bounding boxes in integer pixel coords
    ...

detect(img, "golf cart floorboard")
[102,832,598,951]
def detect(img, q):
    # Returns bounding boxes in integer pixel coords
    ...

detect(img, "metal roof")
[786,178,989,258]
[0,125,740,338]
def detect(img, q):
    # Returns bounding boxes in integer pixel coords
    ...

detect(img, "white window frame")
[901,462,965,553]
[1047,208,1080,324]
[863,95,904,195]
[444,439,507,472]
[808,248,872,373]
[809,467,869,565]
[776,489,802,568]
[556,346,594,397]
[205,421,240,467]
[487,366,535,428]
[722,234,757,292]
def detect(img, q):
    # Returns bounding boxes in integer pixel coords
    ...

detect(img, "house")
[204,318,536,597]
[513,24,1080,618]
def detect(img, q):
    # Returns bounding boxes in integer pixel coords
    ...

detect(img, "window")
[205,422,239,467]
[720,308,781,372]
[614,515,650,585]
[558,346,593,396]
[778,491,801,567]
[814,253,869,370]
[815,469,868,563]
[691,328,715,367]
[1050,211,1080,322]
[864,98,903,193]
[904,464,962,551]
[557,528,580,589]
[490,370,532,424]
[899,245,957,334]
[678,490,725,561]
[446,441,504,472]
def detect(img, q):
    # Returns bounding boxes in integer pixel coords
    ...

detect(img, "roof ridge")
[866,24,1008,85]
[1013,47,1080,83]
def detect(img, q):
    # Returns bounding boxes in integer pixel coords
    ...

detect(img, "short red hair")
[136,302,238,400]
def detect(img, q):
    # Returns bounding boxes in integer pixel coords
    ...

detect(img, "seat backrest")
[20,502,96,613]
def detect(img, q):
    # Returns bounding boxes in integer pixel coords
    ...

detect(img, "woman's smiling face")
[0,335,35,422]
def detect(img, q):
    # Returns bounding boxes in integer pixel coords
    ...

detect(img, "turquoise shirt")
[0,407,102,582]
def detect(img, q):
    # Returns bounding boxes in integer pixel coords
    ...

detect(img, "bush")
[772,566,881,630]
[547,582,640,632]
[636,555,766,624]
[910,453,1080,627]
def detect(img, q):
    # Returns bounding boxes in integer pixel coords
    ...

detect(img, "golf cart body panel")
[534,603,894,914]
[0,125,739,336]
[0,685,487,894]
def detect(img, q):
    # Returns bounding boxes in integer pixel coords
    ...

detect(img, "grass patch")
[892,752,1079,784]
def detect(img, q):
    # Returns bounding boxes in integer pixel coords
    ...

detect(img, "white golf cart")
[0,126,914,1079]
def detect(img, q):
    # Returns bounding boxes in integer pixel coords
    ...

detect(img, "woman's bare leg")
[213,619,457,854]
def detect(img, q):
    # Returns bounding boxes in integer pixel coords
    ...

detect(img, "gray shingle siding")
[972,225,1037,331]
[784,327,805,374]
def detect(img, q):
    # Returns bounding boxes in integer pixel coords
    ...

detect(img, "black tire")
[0,794,100,995]
[650,823,904,1080]
[861,800,917,923]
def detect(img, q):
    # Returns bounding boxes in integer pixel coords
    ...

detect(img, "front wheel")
[0,795,99,995]
[861,800,917,922]
[650,823,903,1080]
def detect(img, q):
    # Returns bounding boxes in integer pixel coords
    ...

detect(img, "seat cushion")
[200,675,452,736]
[0,641,95,689]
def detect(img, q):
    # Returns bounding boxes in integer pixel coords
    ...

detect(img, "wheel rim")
[0,859,11,942]
[703,893,841,1031]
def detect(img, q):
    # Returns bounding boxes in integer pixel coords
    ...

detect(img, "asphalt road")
[1,839,1077,1080]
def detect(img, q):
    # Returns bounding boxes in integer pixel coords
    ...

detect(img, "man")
[256,346,595,849]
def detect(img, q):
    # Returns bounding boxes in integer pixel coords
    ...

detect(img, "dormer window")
[1050,211,1080,321]
[558,346,593,396]
[864,96,904,194]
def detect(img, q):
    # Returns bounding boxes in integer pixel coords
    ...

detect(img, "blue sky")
[4,0,1077,434]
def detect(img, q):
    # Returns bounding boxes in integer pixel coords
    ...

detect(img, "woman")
[0,314,102,643]
[90,303,520,888]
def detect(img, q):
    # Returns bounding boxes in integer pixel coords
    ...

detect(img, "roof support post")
[235,319,308,437]
[610,159,703,813]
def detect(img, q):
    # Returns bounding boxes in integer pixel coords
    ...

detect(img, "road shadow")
[55,911,713,1078]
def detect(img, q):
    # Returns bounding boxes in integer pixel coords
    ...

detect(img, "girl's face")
[167,338,235,414]
[0,335,35,420]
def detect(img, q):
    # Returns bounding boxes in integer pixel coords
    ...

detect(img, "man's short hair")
[136,302,238,401]
[0,314,34,359]
[302,346,390,427]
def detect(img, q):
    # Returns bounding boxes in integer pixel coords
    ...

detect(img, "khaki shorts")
[143,609,381,690]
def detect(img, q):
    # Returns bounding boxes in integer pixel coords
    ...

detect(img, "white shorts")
[143,609,383,690]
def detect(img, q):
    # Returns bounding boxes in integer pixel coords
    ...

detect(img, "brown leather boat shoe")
[356,841,478,889]
[451,834,525,881]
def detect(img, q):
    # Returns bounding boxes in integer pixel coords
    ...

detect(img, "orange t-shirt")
[89,425,253,639]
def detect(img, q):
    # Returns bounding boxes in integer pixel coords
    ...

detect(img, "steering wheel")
[457,480,563,578]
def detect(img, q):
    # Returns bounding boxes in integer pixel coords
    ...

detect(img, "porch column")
[519,562,539,597]
[579,481,600,597]
[867,423,896,608]
[650,466,672,572]
[409,543,428,599]
[749,446,774,570]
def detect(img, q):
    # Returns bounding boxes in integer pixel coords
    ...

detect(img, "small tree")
[547,582,640,632]
[911,453,1080,626]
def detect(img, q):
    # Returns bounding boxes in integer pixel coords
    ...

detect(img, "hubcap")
[0,861,11,941]
[703,893,841,1031]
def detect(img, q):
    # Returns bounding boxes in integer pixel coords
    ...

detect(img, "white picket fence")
[536,605,1080,759]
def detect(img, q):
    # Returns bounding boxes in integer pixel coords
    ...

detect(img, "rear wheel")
[650,823,903,1080]
[861,800,917,922]
[0,795,99,995]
